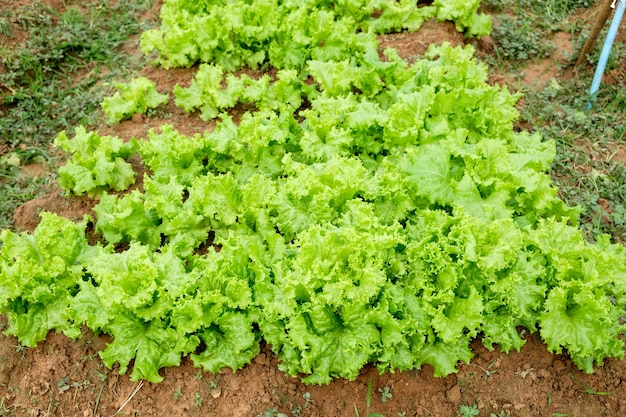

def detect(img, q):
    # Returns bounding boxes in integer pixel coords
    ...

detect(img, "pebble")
[230,378,240,391]
[552,359,565,372]
[537,369,550,378]
[445,385,461,403]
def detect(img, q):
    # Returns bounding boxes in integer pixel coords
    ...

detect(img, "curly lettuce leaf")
[191,312,260,373]
[101,77,169,124]
[99,315,185,383]
[0,213,96,345]
[54,127,137,197]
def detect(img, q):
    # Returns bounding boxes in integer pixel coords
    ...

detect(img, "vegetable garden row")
[1,0,626,386]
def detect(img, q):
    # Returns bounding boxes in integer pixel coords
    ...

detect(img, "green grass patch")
[516,76,626,244]
[481,0,626,243]
[0,0,155,229]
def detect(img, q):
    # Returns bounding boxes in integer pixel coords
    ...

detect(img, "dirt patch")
[1,327,626,417]
[377,18,465,61]
[12,191,96,232]
[610,144,626,164]
[0,0,79,50]
[520,32,575,88]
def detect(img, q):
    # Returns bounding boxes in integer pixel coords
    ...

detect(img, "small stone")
[233,404,252,415]
[552,360,565,372]
[445,385,461,403]
[561,378,573,389]
[209,386,222,398]
[253,353,267,365]
[230,378,240,391]
[537,369,550,378]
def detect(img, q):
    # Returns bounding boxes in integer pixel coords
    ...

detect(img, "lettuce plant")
[2,17,625,385]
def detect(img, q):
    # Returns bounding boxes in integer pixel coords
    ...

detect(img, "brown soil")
[2,1,626,417]
[2,322,626,417]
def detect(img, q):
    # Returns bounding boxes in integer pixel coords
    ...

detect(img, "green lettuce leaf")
[99,315,184,383]
[54,127,137,197]
[191,312,260,373]
[101,77,169,124]
[0,213,95,345]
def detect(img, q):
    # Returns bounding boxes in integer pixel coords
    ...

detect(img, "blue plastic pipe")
[587,0,626,109]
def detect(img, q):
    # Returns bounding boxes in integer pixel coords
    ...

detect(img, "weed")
[483,0,598,71]
[378,386,392,403]
[354,378,385,417]
[533,0,596,24]
[572,25,626,69]
[516,75,626,244]
[291,392,312,416]
[459,404,480,417]
[56,377,91,393]
[584,389,610,396]
[173,387,183,399]
[490,412,511,417]
[206,378,221,399]
[483,0,596,25]
[0,2,149,148]
[0,148,54,229]
[93,370,107,417]
[259,407,288,417]
[491,15,555,61]
[0,398,15,417]
[194,392,203,407]
[468,362,498,380]
[0,0,155,229]
[0,12,12,38]
[194,370,203,380]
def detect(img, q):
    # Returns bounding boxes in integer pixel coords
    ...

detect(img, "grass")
[517,76,626,244]
[354,378,386,417]
[0,0,155,229]
[490,15,555,62]
[482,0,601,69]
[481,0,626,244]
[0,10,12,38]
[0,150,53,229]
[0,398,15,417]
